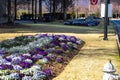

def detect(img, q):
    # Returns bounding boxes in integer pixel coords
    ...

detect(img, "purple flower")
[0,64,13,70]
[45,45,50,49]
[70,36,77,43]
[46,54,56,61]
[20,73,25,77]
[56,57,63,63]
[0,50,4,56]
[32,54,43,59]
[36,48,44,52]
[38,51,48,56]
[19,61,31,68]
[12,56,22,64]
[29,51,36,56]
[47,48,55,53]
[52,40,60,46]
[37,34,48,38]
[45,56,51,60]
[0,50,3,54]
[61,35,67,39]
[31,57,38,62]
[13,65,23,70]
[5,57,12,62]
[0,65,5,70]
[28,35,33,38]
[22,55,32,60]
[56,50,64,55]
[44,68,52,76]
[62,44,69,51]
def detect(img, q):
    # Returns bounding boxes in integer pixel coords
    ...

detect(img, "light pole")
[103,0,109,40]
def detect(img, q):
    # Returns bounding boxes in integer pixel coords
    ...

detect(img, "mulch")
[42,42,85,80]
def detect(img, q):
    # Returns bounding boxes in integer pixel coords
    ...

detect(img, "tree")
[63,0,67,20]
[62,0,74,20]
[14,0,17,20]
[39,0,42,21]
[43,0,74,20]
[32,0,34,20]
[8,0,12,24]
[53,0,55,20]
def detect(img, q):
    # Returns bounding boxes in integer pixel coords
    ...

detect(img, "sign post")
[103,0,109,40]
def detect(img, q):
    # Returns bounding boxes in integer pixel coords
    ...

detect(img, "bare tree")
[8,0,12,24]
[39,0,42,21]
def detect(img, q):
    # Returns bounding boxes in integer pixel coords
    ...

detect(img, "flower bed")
[0,34,84,80]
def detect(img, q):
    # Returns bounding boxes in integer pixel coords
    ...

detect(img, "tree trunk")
[63,0,67,21]
[8,0,12,24]
[39,0,42,21]
[53,0,56,20]
[50,0,52,13]
[28,0,31,14]
[14,0,17,20]
[32,0,34,20]
[34,0,37,23]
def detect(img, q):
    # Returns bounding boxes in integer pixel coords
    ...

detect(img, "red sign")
[90,0,98,5]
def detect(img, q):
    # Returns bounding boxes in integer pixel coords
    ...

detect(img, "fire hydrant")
[103,60,119,80]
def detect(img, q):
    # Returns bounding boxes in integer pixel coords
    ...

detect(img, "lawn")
[0,20,120,80]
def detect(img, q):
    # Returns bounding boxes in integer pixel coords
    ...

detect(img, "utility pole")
[103,0,109,40]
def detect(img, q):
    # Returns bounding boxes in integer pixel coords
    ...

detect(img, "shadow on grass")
[0,22,115,34]
[76,48,119,58]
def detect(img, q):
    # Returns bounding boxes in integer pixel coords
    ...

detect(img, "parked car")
[64,18,100,26]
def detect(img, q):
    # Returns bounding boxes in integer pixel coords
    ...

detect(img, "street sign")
[101,3,112,17]
[90,0,99,5]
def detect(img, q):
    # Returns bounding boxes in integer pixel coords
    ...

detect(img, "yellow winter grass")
[0,21,120,80]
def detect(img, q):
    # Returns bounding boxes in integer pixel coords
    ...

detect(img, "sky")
[79,0,101,7]
[79,0,90,7]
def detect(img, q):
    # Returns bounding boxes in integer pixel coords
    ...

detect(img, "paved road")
[111,20,120,35]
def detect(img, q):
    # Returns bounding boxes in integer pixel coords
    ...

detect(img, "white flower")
[0,59,9,64]
[21,69,30,75]
[31,65,42,71]
[24,59,33,64]
[22,53,31,57]
[13,65,23,70]
[33,71,46,80]
[9,72,20,79]
[1,75,10,80]
[73,44,78,49]
[60,43,65,46]
[1,37,52,53]
[12,56,22,64]
[33,54,43,59]
[22,76,33,80]
[59,37,65,41]
[5,62,11,65]
[42,58,48,63]
[67,42,73,45]
[6,54,16,59]
[76,40,82,44]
